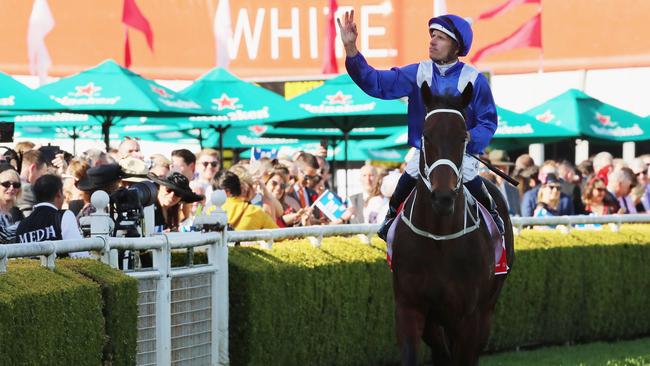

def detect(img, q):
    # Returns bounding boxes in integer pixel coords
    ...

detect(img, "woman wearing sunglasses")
[582,176,620,215]
[0,163,24,242]
[264,167,311,227]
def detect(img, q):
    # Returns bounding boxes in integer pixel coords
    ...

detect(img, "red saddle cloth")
[385,194,508,276]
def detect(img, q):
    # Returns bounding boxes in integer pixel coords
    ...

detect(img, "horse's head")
[419,81,472,216]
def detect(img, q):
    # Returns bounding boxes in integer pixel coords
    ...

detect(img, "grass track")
[481,337,650,366]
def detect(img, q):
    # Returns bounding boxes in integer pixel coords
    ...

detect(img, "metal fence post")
[154,234,172,366]
[200,190,230,366]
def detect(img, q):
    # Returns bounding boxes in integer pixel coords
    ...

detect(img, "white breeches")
[405,151,479,182]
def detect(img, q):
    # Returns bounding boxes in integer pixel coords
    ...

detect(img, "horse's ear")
[460,82,473,109]
[420,81,434,111]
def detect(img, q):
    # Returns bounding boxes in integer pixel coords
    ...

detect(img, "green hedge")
[0,259,138,366]
[60,259,139,366]
[229,237,397,366]
[489,226,650,350]
[0,260,105,365]
[229,225,650,366]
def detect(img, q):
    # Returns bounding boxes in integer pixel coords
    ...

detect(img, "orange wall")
[1,0,650,80]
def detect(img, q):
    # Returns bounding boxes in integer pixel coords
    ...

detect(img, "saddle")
[386,189,508,275]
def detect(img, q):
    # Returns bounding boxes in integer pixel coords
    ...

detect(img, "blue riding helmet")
[428,14,473,57]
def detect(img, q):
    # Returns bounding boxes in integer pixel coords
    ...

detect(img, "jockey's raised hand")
[337,10,358,57]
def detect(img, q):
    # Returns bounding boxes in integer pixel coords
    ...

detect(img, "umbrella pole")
[72,127,77,156]
[102,115,112,152]
[331,138,337,193]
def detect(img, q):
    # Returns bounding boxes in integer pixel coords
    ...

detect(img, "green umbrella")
[6,112,194,154]
[166,67,313,161]
[277,73,407,190]
[525,89,649,142]
[37,59,212,150]
[238,139,379,162]
[490,106,577,149]
[0,71,65,111]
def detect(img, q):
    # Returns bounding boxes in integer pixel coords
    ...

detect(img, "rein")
[402,108,481,241]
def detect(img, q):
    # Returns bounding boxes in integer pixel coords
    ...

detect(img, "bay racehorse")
[389,82,514,365]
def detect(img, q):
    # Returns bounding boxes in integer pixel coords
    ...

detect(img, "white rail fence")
[1,189,650,365]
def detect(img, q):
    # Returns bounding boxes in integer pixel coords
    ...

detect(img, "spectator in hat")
[488,149,520,216]
[533,174,564,217]
[522,171,574,217]
[76,164,124,219]
[171,149,196,181]
[0,163,23,242]
[119,157,150,187]
[147,172,204,231]
[16,174,88,257]
[213,170,278,231]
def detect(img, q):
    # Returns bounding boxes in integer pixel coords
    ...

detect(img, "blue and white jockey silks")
[346,53,498,153]
[345,53,498,181]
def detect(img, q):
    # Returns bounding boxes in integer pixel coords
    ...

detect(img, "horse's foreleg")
[449,312,483,366]
[422,320,451,366]
[395,303,426,366]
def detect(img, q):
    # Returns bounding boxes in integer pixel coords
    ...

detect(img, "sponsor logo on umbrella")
[325,91,352,105]
[54,82,121,106]
[248,125,268,136]
[0,96,15,106]
[150,85,172,99]
[212,93,242,110]
[496,118,534,135]
[594,112,618,127]
[535,110,555,123]
[73,82,102,97]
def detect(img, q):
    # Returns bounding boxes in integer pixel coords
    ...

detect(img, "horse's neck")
[410,182,467,235]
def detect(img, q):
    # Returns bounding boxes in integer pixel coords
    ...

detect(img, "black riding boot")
[377,173,417,241]
[464,177,505,236]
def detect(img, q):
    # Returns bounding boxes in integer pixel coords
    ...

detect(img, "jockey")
[338,11,504,241]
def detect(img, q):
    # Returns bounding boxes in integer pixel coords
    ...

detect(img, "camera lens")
[131,181,158,207]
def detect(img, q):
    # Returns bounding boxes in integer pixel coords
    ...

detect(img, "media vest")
[16,204,64,243]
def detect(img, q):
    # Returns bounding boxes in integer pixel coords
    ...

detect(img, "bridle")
[401,107,480,241]
[418,109,466,194]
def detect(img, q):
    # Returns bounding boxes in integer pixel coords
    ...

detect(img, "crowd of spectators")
[0,138,647,246]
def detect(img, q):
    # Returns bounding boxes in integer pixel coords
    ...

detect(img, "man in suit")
[488,150,520,216]
[348,164,379,224]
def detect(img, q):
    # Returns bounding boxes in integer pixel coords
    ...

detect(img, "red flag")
[122,0,153,68]
[471,12,541,64]
[477,0,540,20]
[322,0,338,74]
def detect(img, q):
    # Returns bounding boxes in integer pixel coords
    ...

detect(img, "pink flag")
[471,12,541,64]
[322,0,338,74]
[27,0,55,85]
[122,0,154,68]
[477,0,540,20]
[214,0,233,68]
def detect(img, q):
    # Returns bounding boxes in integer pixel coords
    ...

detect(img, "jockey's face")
[428,29,459,64]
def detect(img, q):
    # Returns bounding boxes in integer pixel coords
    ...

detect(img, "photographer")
[76,164,124,219]
[16,174,87,257]
[147,172,204,232]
